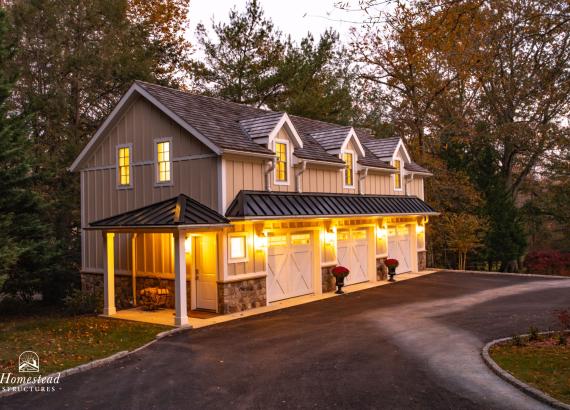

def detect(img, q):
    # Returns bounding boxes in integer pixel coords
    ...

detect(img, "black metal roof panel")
[226,191,438,219]
[90,194,230,227]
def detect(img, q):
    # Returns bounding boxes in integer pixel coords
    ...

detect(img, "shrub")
[524,251,570,276]
[63,288,102,315]
[557,333,567,346]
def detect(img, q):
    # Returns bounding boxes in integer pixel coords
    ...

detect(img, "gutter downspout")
[358,167,368,195]
[264,158,276,192]
[295,160,307,193]
[405,172,414,195]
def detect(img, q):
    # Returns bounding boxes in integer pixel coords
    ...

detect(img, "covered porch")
[88,194,230,327]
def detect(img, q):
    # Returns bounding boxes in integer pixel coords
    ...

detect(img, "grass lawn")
[0,314,171,378]
[490,335,570,405]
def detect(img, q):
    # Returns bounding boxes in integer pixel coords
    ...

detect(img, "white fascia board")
[268,113,303,149]
[69,83,222,172]
[340,128,366,158]
[392,138,412,163]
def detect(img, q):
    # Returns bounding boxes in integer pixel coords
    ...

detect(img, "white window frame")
[342,149,356,189]
[228,233,248,263]
[273,138,291,186]
[116,143,133,189]
[393,157,403,191]
[154,137,173,186]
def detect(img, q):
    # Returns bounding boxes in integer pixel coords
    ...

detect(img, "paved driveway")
[3,271,570,410]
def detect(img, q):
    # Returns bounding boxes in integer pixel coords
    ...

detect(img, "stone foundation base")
[321,267,335,293]
[376,257,388,281]
[81,272,191,311]
[217,277,266,314]
[418,251,427,271]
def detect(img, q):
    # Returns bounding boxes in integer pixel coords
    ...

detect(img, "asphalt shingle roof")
[135,81,428,172]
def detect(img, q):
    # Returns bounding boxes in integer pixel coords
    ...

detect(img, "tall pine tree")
[0,8,56,302]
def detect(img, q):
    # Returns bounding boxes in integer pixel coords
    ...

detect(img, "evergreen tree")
[0,8,56,301]
[191,0,286,107]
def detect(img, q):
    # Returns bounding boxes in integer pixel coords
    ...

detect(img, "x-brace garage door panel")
[267,233,314,302]
[337,229,369,286]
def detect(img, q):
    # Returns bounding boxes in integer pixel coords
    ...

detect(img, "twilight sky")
[185,0,371,45]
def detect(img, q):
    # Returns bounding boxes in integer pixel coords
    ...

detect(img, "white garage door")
[337,228,369,286]
[387,225,412,274]
[267,233,314,302]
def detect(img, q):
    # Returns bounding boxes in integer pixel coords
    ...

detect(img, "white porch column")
[102,232,116,316]
[173,230,189,326]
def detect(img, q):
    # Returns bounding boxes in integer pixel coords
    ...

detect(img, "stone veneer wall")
[418,251,427,271]
[376,257,388,281]
[321,267,335,293]
[217,277,266,314]
[81,272,191,311]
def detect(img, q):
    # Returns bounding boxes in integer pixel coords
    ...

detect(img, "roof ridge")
[135,80,274,115]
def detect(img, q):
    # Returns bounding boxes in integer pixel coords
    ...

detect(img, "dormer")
[310,127,366,189]
[240,112,303,186]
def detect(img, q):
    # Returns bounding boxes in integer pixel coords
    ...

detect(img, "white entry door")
[387,225,412,274]
[337,229,369,286]
[267,233,314,302]
[195,234,218,310]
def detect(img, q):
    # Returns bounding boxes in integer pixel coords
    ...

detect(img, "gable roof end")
[69,82,223,172]
[310,127,365,157]
[240,112,303,148]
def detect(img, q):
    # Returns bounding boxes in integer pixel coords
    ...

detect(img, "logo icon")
[18,351,40,373]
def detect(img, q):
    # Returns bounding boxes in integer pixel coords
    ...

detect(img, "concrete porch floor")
[109,270,437,328]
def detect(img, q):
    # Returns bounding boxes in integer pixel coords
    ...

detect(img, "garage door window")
[291,234,310,245]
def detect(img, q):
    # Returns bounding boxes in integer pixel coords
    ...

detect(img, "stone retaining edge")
[0,325,191,399]
[481,332,570,410]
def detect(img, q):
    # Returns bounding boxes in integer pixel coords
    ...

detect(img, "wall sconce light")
[416,224,425,234]
[376,226,388,239]
[254,233,268,250]
[324,226,337,245]
[184,236,192,253]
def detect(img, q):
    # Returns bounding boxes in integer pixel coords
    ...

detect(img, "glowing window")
[117,146,130,186]
[343,152,353,186]
[394,159,402,189]
[156,141,171,183]
[291,234,310,245]
[275,142,288,182]
[229,235,247,262]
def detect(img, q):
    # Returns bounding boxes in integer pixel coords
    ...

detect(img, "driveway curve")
[2,271,570,410]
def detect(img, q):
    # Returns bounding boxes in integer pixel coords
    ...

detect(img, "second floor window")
[117,146,130,187]
[343,152,353,187]
[394,159,402,189]
[156,141,171,183]
[275,142,288,182]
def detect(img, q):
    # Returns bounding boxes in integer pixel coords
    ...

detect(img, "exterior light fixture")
[254,233,268,250]
[324,226,337,245]
[416,224,425,234]
[376,227,388,238]
[184,236,192,253]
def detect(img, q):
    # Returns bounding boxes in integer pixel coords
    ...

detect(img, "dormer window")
[393,159,402,190]
[343,151,354,188]
[274,140,289,185]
